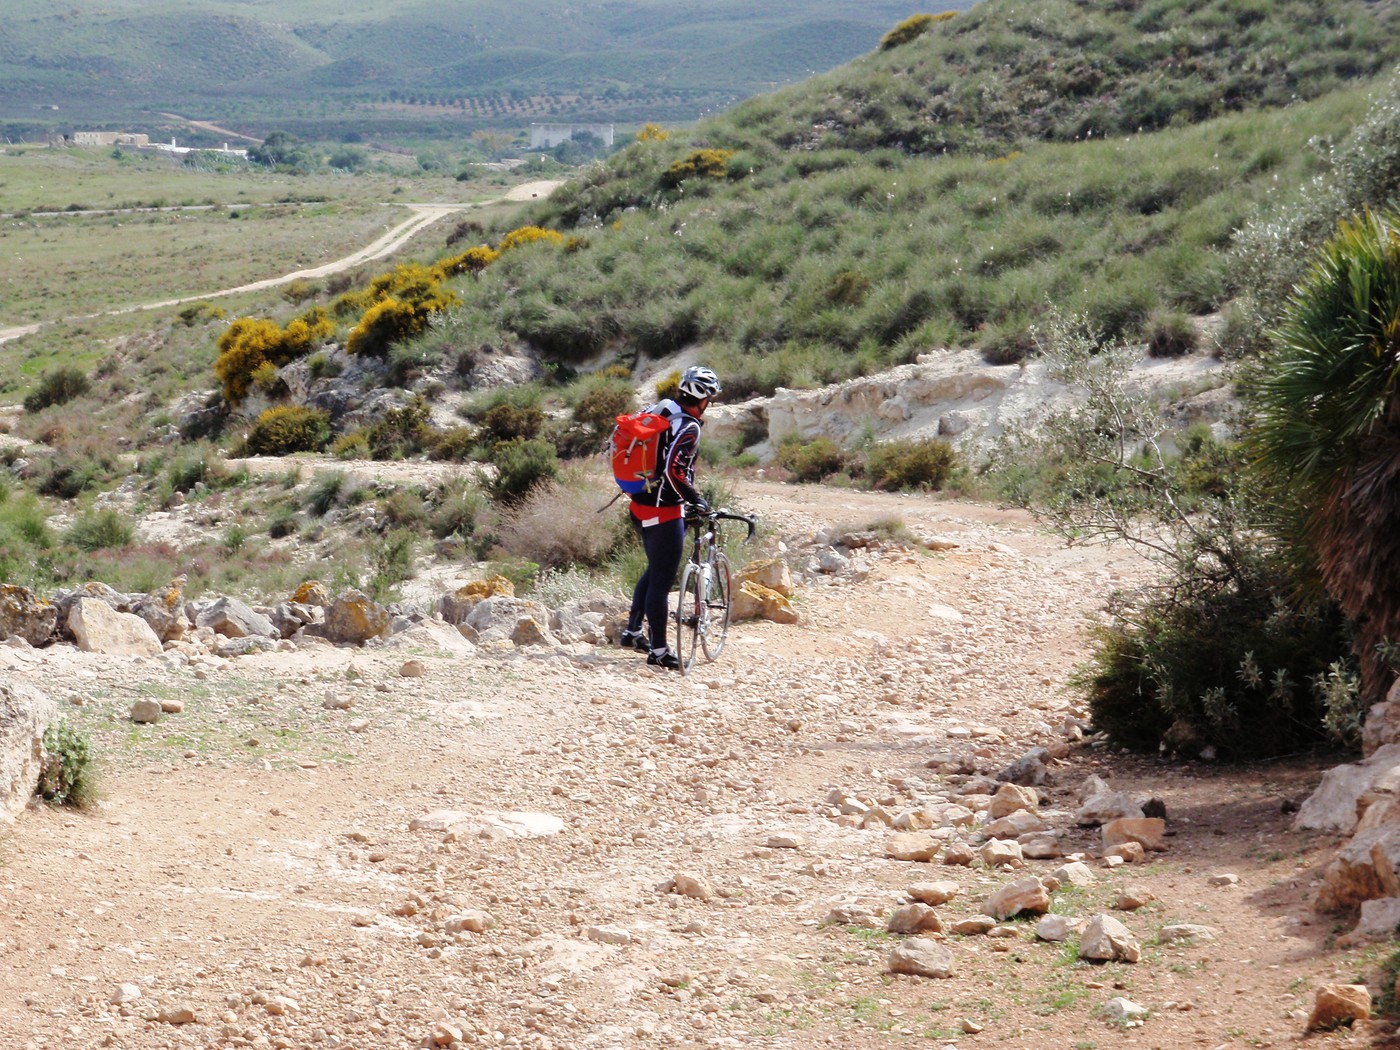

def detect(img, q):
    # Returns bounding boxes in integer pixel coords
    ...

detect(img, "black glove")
[686,499,711,518]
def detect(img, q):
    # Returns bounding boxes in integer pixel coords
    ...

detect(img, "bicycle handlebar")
[688,506,757,542]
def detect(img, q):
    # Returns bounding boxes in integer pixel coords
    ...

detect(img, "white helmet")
[678,365,721,400]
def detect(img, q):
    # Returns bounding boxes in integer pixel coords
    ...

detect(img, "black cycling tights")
[629,517,685,652]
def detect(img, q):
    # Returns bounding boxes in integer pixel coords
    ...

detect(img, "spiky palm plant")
[1252,208,1400,704]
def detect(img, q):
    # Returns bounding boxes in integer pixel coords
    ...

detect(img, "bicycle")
[673,507,757,675]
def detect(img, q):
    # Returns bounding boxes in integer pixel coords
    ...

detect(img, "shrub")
[307,352,343,380]
[501,473,625,569]
[572,378,636,435]
[429,475,491,541]
[163,445,234,497]
[305,470,348,516]
[1146,309,1198,358]
[438,245,501,276]
[429,427,478,461]
[213,309,334,405]
[866,438,956,491]
[498,225,567,252]
[367,528,417,603]
[36,720,96,808]
[267,508,300,538]
[654,370,681,401]
[282,278,317,303]
[250,360,284,395]
[445,219,485,247]
[386,342,443,387]
[486,438,559,504]
[381,487,430,528]
[65,508,134,551]
[363,400,433,460]
[777,435,848,482]
[177,301,225,327]
[661,149,737,188]
[879,12,954,50]
[36,455,110,499]
[635,123,669,142]
[461,383,545,422]
[244,406,332,456]
[1079,553,1353,758]
[478,402,546,445]
[486,557,540,594]
[347,296,432,358]
[331,431,371,459]
[980,323,1039,365]
[24,367,90,413]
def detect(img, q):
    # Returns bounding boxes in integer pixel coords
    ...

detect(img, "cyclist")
[620,365,722,670]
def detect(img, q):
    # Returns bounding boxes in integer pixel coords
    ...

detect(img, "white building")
[529,123,615,149]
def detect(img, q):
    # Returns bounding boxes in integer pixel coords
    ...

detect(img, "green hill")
[0,0,948,139]
[354,0,1400,396]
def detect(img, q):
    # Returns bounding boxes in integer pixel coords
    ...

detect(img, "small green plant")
[865,438,956,491]
[36,720,96,808]
[845,925,893,947]
[367,528,416,602]
[362,400,433,460]
[223,524,248,553]
[305,470,348,516]
[777,435,848,482]
[24,367,91,413]
[429,427,477,462]
[478,402,546,445]
[486,556,540,594]
[267,507,300,539]
[485,438,559,504]
[1145,308,1198,358]
[177,301,225,327]
[65,508,134,552]
[307,352,343,380]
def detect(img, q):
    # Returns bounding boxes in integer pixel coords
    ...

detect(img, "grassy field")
[0,145,547,403]
[0,146,496,212]
[0,147,512,326]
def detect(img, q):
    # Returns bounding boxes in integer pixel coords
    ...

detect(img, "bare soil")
[0,481,1383,1050]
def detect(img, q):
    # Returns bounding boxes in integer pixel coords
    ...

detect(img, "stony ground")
[0,481,1388,1050]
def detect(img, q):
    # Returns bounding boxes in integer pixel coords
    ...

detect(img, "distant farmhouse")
[71,131,149,147]
[66,131,247,158]
[528,123,615,149]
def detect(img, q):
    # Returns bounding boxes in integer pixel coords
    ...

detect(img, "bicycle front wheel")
[674,565,703,674]
[700,553,732,662]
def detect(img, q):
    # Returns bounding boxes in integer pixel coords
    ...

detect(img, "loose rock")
[887,938,956,979]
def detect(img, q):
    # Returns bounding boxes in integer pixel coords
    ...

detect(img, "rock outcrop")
[0,679,57,821]
[704,347,1229,460]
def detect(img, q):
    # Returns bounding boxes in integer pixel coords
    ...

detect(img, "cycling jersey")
[629,398,703,526]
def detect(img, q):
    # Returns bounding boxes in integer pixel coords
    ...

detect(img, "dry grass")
[500,470,626,569]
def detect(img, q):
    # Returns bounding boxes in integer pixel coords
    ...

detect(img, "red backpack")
[610,408,673,495]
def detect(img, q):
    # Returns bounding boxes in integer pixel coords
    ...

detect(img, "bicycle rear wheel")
[700,553,732,662]
[673,565,703,674]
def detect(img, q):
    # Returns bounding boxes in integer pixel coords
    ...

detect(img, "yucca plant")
[1251,208,1400,704]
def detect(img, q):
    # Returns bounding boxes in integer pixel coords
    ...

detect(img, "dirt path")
[158,114,264,145]
[0,484,1366,1050]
